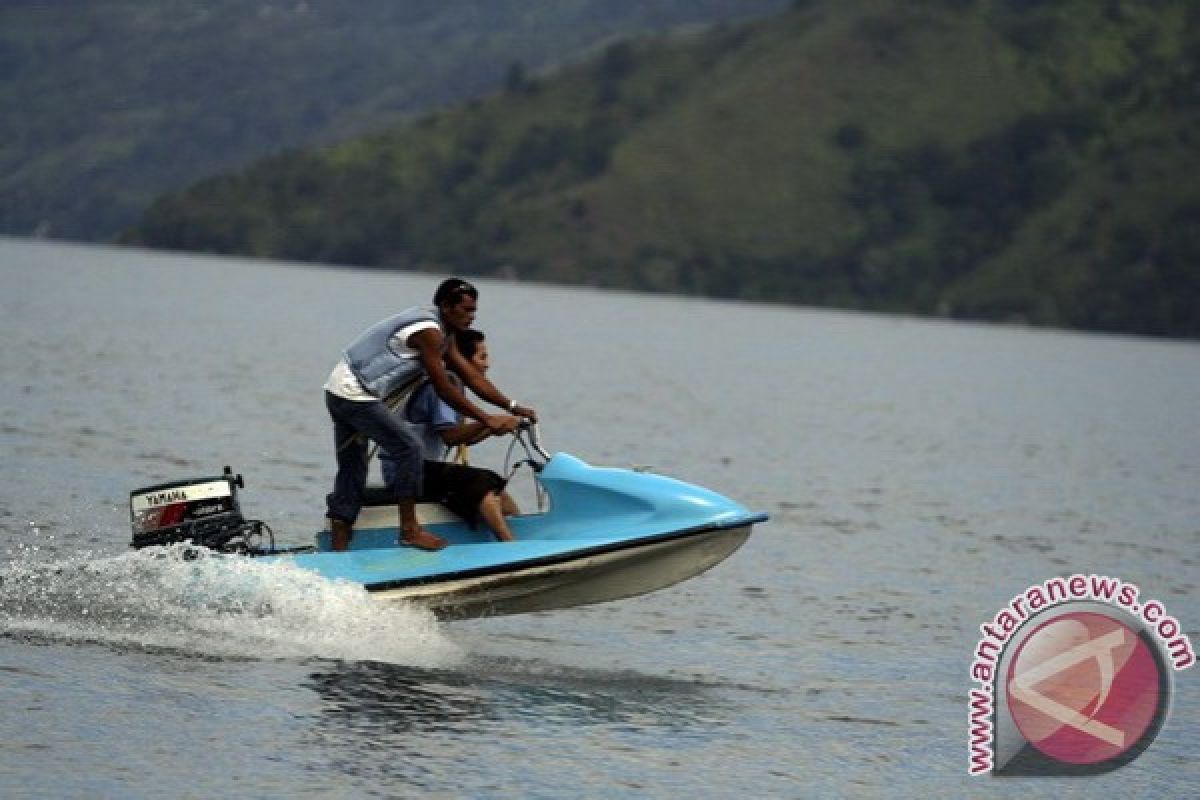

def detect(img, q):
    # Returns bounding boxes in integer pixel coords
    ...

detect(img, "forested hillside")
[0,0,786,239]
[126,0,1200,338]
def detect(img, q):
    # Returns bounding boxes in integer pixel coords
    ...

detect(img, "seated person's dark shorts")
[371,459,506,528]
[418,461,506,527]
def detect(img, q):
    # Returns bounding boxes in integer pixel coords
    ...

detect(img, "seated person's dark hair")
[455,328,486,360]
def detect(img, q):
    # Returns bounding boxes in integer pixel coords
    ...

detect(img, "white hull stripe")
[362,518,756,592]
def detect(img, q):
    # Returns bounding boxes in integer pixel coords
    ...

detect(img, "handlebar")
[516,418,551,464]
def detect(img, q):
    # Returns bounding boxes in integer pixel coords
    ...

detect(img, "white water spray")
[0,544,463,667]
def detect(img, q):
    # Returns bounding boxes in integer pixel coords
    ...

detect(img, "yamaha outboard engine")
[129,466,270,554]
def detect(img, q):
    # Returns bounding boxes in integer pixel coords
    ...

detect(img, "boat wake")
[0,543,462,667]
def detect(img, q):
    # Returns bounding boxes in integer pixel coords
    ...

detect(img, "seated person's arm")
[411,372,499,448]
[409,379,493,449]
[438,420,492,447]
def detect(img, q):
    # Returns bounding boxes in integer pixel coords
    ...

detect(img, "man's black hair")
[433,277,478,308]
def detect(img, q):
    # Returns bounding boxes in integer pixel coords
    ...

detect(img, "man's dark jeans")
[325,391,422,524]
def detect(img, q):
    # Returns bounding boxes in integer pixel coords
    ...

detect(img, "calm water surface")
[1,239,1197,797]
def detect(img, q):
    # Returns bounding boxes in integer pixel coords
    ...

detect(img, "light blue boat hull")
[264,453,767,618]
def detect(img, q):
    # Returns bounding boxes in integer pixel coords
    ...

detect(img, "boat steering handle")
[520,419,552,463]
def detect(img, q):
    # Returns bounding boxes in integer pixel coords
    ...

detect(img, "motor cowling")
[129,466,265,553]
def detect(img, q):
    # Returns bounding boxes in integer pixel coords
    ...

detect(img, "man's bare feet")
[330,518,353,551]
[400,528,448,551]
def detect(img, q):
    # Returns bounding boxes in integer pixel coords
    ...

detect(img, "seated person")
[380,329,519,541]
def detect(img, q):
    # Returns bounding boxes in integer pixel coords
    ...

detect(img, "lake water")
[1,238,1197,797]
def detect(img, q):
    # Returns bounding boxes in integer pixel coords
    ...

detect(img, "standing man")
[323,278,536,551]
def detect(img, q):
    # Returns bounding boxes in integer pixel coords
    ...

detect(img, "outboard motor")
[129,466,269,554]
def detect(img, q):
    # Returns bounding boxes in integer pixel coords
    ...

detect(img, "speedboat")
[128,426,767,618]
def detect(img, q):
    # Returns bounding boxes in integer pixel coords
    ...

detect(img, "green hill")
[125,0,1200,338]
[0,0,786,239]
